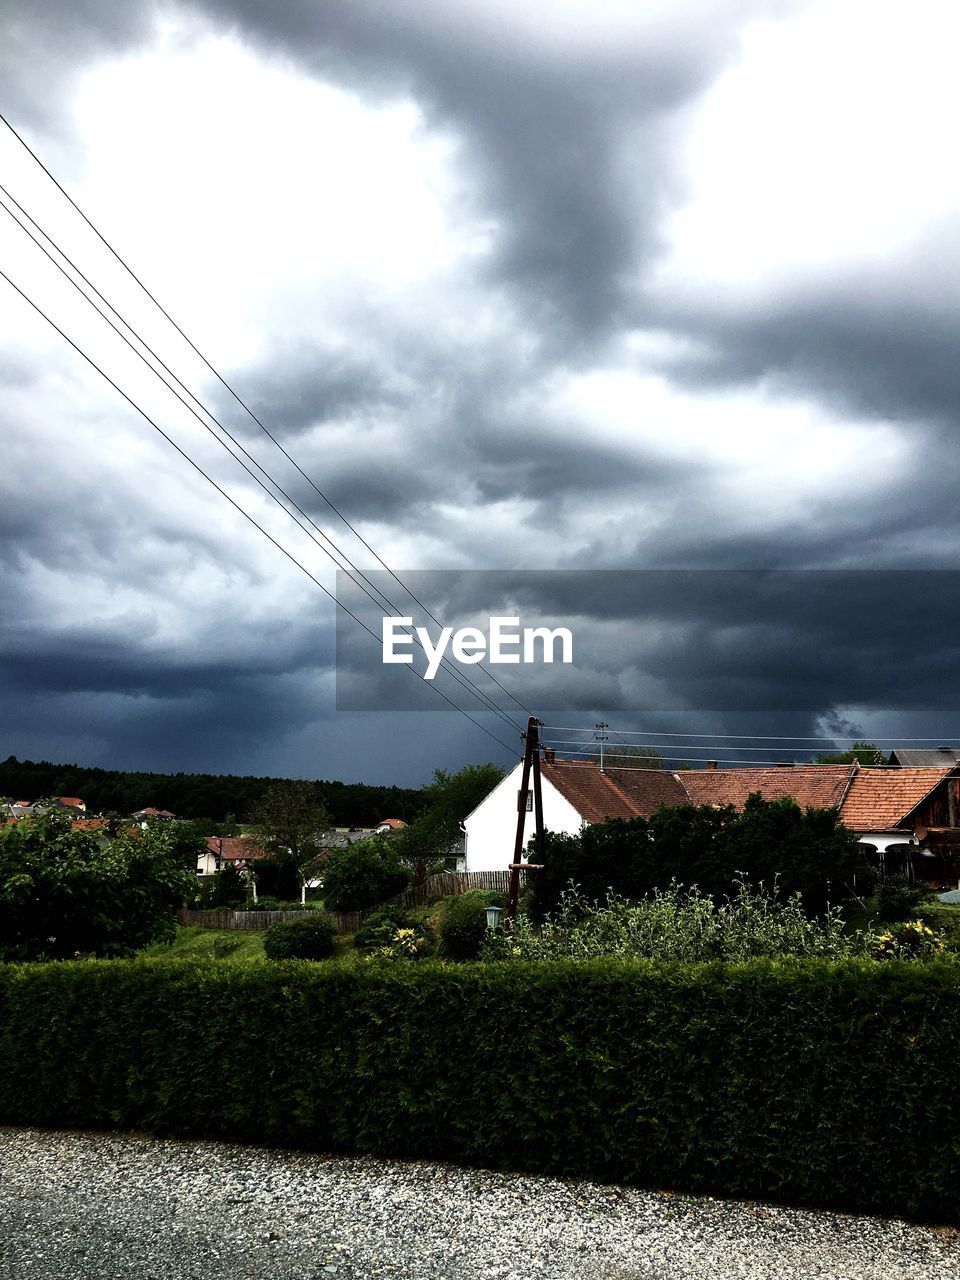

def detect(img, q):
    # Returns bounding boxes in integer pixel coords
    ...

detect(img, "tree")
[250,780,331,900]
[531,793,859,918]
[815,741,884,765]
[161,819,207,874]
[587,743,664,769]
[0,807,195,960]
[209,863,246,908]
[321,838,410,912]
[392,763,504,868]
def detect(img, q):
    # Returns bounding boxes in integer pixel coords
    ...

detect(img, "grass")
[144,924,359,964]
[144,926,266,963]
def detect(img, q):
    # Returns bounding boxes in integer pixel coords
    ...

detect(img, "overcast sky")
[2,0,960,787]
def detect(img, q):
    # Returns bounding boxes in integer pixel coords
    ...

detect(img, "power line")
[546,738,865,754]
[548,751,869,768]
[0,108,535,721]
[0,181,524,735]
[0,264,520,756]
[542,726,956,742]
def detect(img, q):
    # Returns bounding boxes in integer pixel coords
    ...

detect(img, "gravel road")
[0,1127,957,1280]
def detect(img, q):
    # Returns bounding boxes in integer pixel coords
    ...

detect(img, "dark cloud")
[5,0,960,785]
[0,0,155,137]
[336,568,960,718]
[655,251,960,429]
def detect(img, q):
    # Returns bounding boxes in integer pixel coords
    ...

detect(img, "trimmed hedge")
[1,957,959,1221]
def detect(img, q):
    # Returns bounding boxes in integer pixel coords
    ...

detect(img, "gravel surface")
[0,1127,957,1280]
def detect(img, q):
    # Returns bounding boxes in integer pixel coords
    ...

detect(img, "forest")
[0,755,428,826]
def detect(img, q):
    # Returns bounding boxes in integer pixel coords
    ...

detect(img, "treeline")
[0,755,428,826]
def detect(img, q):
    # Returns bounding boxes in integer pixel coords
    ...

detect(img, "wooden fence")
[176,907,366,933]
[176,869,526,934]
[385,868,519,911]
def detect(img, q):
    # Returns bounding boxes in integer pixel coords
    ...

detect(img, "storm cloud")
[1,0,959,785]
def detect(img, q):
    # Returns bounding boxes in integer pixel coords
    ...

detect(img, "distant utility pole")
[595,722,609,772]
[506,716,545,922]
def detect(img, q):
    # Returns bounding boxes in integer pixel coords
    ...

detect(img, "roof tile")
[838,768,953,831]
[541,759,688,823]
[680,765,856,812]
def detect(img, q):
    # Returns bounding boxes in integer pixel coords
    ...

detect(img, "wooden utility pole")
[506,716,544,921]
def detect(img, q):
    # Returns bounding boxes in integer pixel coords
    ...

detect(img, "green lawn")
[144,924,357,963]
[144,926,267,963]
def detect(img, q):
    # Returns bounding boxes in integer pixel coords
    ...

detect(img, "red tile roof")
[376,818,407,829]
[57,797,85,809]
[838,768,952,832]
[204,836,266,862]
[538,759,959,837]
[541,759,688,823]
[680,765,856,812]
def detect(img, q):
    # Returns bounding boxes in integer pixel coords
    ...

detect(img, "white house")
[462,754,689,873]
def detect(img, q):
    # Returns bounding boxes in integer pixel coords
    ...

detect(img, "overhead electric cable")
[0,183,523,733]
[542,727,954,742]
[0,109,534,719]
[0,265,519,755]
[548,753,861,769]
[546,738,865,753]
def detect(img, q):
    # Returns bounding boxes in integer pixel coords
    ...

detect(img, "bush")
[870,919,947,961]
[437,890,506,961]
[354,907,409,953]
[321,838,410,912]
[0,957,958,1222]
[262,917,336,961]
[482,882,858,963]
[356,907,437,958]
[875,874,926,922]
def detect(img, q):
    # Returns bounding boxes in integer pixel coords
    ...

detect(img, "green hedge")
[1,957,958,1221]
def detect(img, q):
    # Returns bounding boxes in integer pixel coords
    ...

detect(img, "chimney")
[544,748,555,764]
[706,760,718,771]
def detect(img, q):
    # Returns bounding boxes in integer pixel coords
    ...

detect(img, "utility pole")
[506,716,545,922]
[595,721,609,772]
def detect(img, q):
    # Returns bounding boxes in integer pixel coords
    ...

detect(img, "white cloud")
[656,0,960,291]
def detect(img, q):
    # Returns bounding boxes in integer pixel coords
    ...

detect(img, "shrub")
[321,839,410,912]
[377,923,434,960]
[483,882,859,963]
[354,907,409,953]
[356,907,437,958]
[437,890,506,961]
[0,957,958,1222]
[262,917,336,961]
[870,919,946,961]
[875,874,926,922]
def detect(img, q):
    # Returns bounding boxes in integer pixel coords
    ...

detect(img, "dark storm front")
[334,569,960,713]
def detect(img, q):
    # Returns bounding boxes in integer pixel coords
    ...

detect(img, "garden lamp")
[484,905,504,930]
